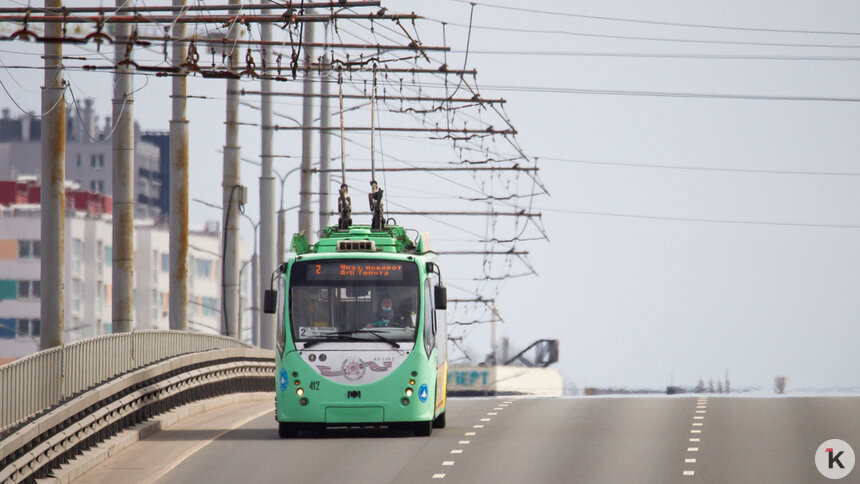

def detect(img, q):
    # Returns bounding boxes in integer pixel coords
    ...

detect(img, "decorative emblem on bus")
[342,357,366,380]
[316,359,394,379]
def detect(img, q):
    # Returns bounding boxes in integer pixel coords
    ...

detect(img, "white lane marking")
[433,473,446,479]
[691,430,701,434]
[442,461,455,466]
[473,424,484,428]
[689,438,700,442]
[488,412,498,415]
[687,447,699,452]
[683,470,695,476]
[694,416,704,420]
[480,418,491,422]
[451,449,463,454]
[685,458,696,463]
[459,440,471,444]
[696,410,706,414]
[494,407,503,411]
[465,432,476,436]
[148,407,271,483]
[693,423,703,426]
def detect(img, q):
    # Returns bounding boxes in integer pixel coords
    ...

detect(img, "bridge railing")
[0,330,252,434]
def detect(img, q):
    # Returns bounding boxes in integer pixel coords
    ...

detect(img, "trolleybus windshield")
[289,259,420,343]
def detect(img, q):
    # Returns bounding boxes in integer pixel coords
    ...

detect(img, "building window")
[162,253,169,272]
[76,153,82,167]
[98,154,105,168]
[18,280,40,298]
[91,154,97,168]
[18,240,40,259]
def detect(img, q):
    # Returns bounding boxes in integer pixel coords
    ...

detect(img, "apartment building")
[0,181,235,359]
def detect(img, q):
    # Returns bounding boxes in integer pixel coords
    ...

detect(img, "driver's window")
[423,281,435,356]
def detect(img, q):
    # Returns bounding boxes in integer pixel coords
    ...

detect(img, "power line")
[433,20,860,50]
[541,207,860,229]
[446,0,860,37]
[451,50,860,62]
[538,156,860,176]
[469,85,860,103]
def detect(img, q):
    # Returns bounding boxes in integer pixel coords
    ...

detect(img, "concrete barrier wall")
[447,365,563,397]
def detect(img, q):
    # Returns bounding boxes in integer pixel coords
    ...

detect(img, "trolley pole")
[169,0,190,331]
[112,1,135,334]
[40,0,65,350]
[222,0,242,339]
[318,45,332,231]
[258,0,276,348]
[298,14,316,242]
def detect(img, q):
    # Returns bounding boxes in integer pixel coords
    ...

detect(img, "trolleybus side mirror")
[434,285,447,310]
[263,289,278,314]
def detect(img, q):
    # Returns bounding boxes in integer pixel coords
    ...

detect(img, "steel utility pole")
[169,0,189,331]
[40,0,65,350]
[258,0,275,349]
[112,0,135,334]
[222,0,242,339]
[298,14,316,242]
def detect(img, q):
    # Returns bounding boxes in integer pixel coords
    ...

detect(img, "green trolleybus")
[264,225,448,437]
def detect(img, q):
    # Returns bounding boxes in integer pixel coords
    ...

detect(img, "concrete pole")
[298,18,316,242]
[40,0,65,350]
[318,47,332,231]
[277,209,285,264]
[222,0,242,339]
[112,4,135,334]
[169,0,189,331]
[258,1,275,349]
[251,251,259,345]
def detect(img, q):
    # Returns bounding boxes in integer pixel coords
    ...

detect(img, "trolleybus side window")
[423,280,435,356]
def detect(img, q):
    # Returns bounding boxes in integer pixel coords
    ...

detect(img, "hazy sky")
[1,1,859,391]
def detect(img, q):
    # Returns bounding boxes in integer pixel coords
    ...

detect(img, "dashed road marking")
[433,473,446,479]
[683,470,695,476]
[694,416,704,420]
[442,461,455,466]
[450,449,463,454]
[685,458,696,463]
[465,432,476,436]
[691,430,701,434]
[696,410,706,413]
[493,407,503,410]
[480,418,491,422]
[689,438,700,442]
[459,440,470,444]
[488,412,498,415]
[693,423,703,426]
[687,447,699,452]
[473,424,484,429]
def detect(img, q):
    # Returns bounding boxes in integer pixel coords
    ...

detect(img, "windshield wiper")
[301,334,365,349]
[329,330,401,349]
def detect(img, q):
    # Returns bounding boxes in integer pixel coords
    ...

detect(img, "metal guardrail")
[0,330,253,434]
[0,347,274,483]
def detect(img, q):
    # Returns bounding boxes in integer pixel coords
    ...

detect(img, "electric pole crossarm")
[0,1,381,14]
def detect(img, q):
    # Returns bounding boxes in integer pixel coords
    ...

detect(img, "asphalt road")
[75,395,860,483]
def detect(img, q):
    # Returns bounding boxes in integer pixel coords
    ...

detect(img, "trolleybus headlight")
[296,388,304,396]
[300,397,308,406]
[294,380,300,386]
[409,379,415,386]
[401,397,410,406]
[405,388,413,397]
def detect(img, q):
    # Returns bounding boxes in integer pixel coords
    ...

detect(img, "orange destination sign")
[306,262,404,281]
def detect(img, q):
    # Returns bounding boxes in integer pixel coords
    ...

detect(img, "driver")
[367,296,395,328]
